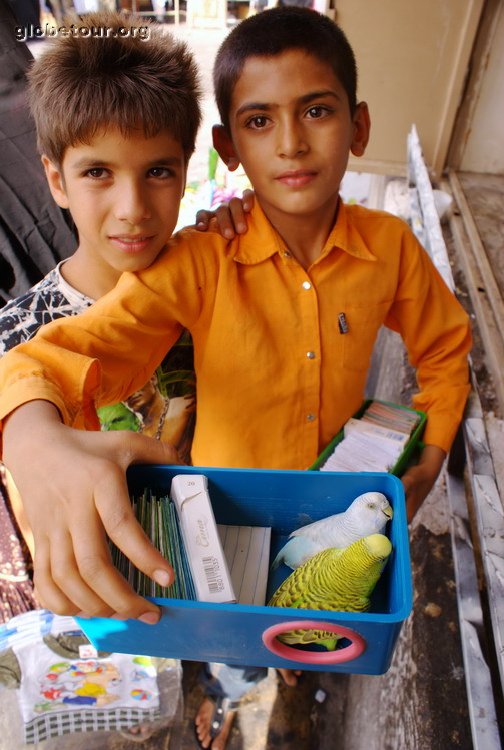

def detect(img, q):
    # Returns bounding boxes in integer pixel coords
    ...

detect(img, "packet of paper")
[170,474,236,604]
[343,417,409,448]
[218,525,271,606]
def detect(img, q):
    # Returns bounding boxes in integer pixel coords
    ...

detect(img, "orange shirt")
[0,201,471,468]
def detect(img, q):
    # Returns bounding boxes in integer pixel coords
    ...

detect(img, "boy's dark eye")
[149,167,173,178]
[247,115,269,129]
[306,106,328,119]
[85,167,108,179]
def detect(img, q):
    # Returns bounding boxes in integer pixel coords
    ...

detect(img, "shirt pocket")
[341,301,391,372]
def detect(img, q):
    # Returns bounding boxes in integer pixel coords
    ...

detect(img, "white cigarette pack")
[170,474,236,604]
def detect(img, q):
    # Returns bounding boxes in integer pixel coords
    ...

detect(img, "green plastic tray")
[309,399,426,476]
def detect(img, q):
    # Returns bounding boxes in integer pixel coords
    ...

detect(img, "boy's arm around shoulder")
[0,236,209,427]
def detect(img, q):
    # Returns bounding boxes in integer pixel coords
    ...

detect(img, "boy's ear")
[212,124,240,172]
[350,102,371,157]
[41,155,70,209]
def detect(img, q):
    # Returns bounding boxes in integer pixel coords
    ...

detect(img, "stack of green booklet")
[110,488,197,600]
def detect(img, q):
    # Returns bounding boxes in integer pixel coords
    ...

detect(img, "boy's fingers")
[48,532,117,617]
[33,501,158,620]
[211,203,238,239]
[194,190,254,237]
[70,501,166,620]
[8,424,179,620]
[86,440,177,615]
[241,188,255,211]
[195,208,215,230]
[94,471,174,588]
[194,192,255,238]
[227,197,249,234]
[33,536,83,616]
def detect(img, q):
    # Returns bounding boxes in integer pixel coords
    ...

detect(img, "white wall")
[456,1,504,174]
[333,0,484,178]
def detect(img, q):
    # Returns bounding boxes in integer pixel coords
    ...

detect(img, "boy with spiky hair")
[1,11,201,458]
[0,7,471,747]
[0,12,201,564]
[0,10,202,742]
[26,10,199,290]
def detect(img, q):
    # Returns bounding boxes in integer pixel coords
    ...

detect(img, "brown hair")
[214,6,358,133]
[27,11,201,165]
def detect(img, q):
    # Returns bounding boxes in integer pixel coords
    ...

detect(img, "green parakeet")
[268,533,392,651]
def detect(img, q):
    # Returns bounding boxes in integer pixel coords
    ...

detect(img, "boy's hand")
[401,444,446,523]
[195,189,255,239]
[3,401,181,623]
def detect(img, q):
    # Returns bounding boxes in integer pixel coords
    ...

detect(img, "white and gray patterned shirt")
[0,261,91,354]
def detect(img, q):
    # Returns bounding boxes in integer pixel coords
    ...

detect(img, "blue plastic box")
[78,465,412,675]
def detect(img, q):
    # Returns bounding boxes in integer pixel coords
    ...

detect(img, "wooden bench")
[408,124,503,749]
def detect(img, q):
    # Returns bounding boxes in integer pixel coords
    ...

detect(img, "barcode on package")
[202,556,224,593]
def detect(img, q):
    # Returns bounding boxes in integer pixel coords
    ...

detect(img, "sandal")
[194,695,239,749]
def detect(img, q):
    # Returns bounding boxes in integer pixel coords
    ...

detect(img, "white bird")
[271,491,393,570]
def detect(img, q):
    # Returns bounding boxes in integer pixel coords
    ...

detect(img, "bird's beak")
[382,506,393,520]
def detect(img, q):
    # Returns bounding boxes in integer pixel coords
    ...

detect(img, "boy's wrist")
[4,399,62,428]
[3,400,62,454]
[402,444,447,522]
[417,444,446,475]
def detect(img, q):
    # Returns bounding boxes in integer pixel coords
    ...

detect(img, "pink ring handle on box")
[262,620,366,665]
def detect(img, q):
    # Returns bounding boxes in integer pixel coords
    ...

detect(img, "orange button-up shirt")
[0,201,471,468]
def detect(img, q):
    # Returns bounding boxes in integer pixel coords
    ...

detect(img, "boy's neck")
[259,196,340,270]
[60,251,122,301]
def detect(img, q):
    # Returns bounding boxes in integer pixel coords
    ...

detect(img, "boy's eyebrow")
[70,155,183,170]
[235,101,273,117]
[235,90,343,118]
[299,89,343,105]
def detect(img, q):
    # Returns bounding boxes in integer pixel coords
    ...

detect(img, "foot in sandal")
[194,695,239,750]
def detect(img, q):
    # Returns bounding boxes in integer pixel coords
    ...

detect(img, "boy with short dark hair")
[0,7,471,748]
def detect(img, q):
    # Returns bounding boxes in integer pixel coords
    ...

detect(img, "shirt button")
[306,351,316,359]
[306,413,316,422]
[302,281,312,290]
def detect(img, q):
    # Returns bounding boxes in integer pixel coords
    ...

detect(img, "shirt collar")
[231,202,283,265]
[232,199,377,265]
[323,201,377,262]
